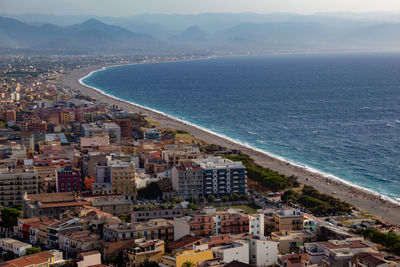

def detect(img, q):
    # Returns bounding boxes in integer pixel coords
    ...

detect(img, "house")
[77,250,102,267]
[0,238,32,257]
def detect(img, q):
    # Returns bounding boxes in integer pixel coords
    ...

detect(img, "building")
[277,253,316,267]
[104,219,174,242]
[161,248,214,267]
[47,217,83,248]
[23,192,91,218]
[77,250,102,267]
[95,159,136,200]
[125,238,165,267]
[249,214,264,236]
[0,167,38,207]
[174,208,249,240]
[0,238,31,257]
[271,230,316,254]
[304,238,378,267]
[1,251,62,267]
[81,194,133,216]
[272,209,303,232]
[115,118,132,138]
[193,157,247,197]
[349,252,399,267]
[143,128,161,140]
[213,241,249,264]
[162,143,203,166]
[246,235,278,267]
[131,208,182,222]
[172,163,203,199]
[56,166,82,192]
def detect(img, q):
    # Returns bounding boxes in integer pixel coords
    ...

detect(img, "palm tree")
[182,260,195,267]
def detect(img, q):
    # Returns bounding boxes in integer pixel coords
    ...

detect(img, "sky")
[2,0,400,16]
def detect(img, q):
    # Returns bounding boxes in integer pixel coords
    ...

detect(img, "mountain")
[170,26,208,43]
[0,17,158,52]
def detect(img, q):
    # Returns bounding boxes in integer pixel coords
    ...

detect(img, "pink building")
[56,166,82,192]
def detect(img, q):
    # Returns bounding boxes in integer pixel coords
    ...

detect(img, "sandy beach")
[61,64,400,225]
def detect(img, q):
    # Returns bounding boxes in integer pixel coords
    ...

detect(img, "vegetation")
[182,260,196,267]
[25,247,42,255]
[137,182,162,200]
[118,213,131,223]
[222,153,299,191]
[282,185,352,216]
[139,259,159,267]
[364,228,400,255]
[0,207,22,229]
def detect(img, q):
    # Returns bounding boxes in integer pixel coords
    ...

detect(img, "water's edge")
[79,62,400,205]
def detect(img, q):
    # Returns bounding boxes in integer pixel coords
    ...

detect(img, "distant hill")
[170,26,208,43]
[0,16,158,52]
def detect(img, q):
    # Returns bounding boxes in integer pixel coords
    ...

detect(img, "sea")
[81,53,400,202]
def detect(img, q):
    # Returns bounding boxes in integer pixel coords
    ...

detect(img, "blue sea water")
[82,53,400,200]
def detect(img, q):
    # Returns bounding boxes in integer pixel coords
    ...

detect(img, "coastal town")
[0,53,399,267]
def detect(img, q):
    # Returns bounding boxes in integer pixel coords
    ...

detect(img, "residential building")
[246,235,278,267]
[172,163,203,199]
[349,252,398,267]
[1,251,62,267]
[277,253,316,267]
[125,238,165,267]
[162,143,203,166]
[193,157,247,197]
[95,159,136,200]
[77,250,102,267]
[304,238,378,267]
[47,217,83,248]
[104,219,174,242]
[0,238,32,257]
[56,166,82,192]
[174,209,249,240]
[249,214,264,236]
[213,241,250,264]
[131,208,182,222]
[160,248,214,267]
[271,230,316,254]
[272,209,303,232]
[0,167,38,207]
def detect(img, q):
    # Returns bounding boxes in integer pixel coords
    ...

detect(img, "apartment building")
[249,214,264,236]
[162,143,203,166]
[0,167,38,207]
[95,159,136,200]
[125,238,165,267]
[213,241,250,264]
[131,208,182,222]
[0,238,32,257]
[272,209,303,232]
[193,157,247,197]
[56,166,82,193]
[171,163,203,198]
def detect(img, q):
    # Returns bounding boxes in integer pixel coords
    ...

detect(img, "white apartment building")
[249,214,264,236]
[212,241,249,264]
[246,236,278,267]
[0,238,32,256]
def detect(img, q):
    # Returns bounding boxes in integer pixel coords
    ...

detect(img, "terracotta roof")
[356,252,386,266]
[40,201,91,208]
[3,251,53,267]
[79,250,100,257]
[320,240,368,250]
[168,235,202,250]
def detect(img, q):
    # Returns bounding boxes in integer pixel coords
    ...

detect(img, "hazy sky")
[2,0,400,16]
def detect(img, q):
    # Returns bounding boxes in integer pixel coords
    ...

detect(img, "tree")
[182,260,195,267]
[208,195,216,203]
[25,247,41,255]
[0,207,22,229]
[189,203,198,211]
[118,214,130,223]
[137,182,162,200]
[281,190,298,203]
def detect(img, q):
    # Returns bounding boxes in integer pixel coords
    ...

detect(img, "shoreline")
[61,63,400,225]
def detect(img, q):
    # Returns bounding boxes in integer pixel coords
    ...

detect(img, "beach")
[61,64,400,225]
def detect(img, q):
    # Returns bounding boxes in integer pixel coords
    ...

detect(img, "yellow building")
[126,239,165,267]
[161,249,214,267]
[109,160,136,200]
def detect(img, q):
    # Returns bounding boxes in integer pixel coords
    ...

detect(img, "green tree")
[189,203,198,211]
[118,214,130,223]
[137,182,162,200]
[182,260,195,267]
[281,190,298,203]
[208,195,216,203]
[1,207,22,229]
[25,247,42,255]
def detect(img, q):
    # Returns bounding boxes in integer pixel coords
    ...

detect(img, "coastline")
[61,63,400,225]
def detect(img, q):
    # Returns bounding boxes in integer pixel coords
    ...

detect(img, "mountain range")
[2,13,400,53]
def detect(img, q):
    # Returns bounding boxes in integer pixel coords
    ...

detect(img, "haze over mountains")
[2,12,400,53]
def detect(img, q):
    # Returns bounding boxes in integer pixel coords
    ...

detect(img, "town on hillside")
[0,54,398,267]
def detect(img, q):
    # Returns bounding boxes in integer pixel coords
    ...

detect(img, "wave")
[79,65,400,206]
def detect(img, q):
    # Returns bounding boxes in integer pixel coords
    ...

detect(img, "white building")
[249,214,264,236]
[212,241,249,264]
[0,238,32,256]
[246,236,278,267]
